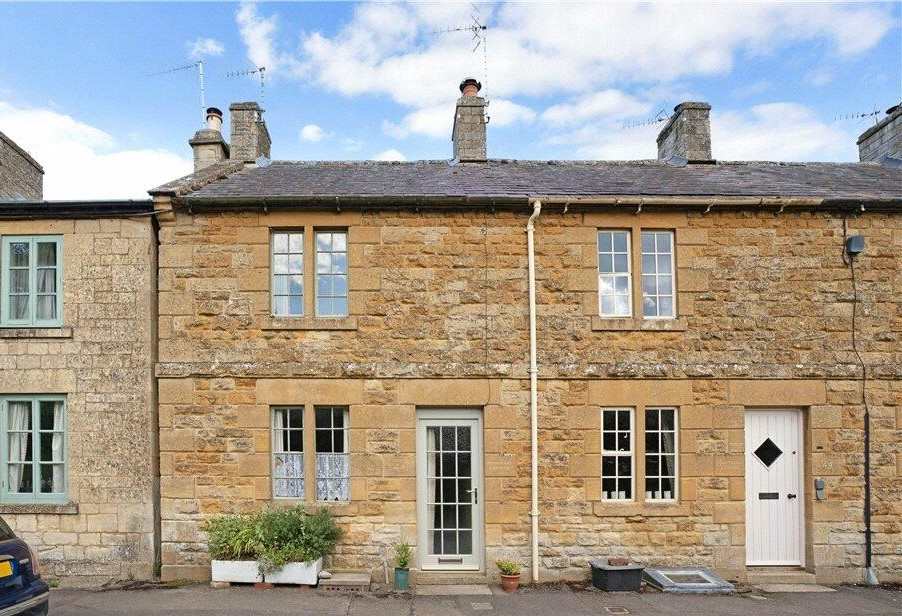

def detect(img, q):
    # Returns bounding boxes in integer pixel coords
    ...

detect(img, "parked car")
[0,516,48,616]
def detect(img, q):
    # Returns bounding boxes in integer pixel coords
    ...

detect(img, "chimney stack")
[452,78,487,162]
[656,102,712,163]
[229,101,271,163]
[189,107,229,172]
[857,105,901,163]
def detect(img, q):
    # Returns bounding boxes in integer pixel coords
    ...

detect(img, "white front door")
[416,409,483,571]
[745,409,805,566]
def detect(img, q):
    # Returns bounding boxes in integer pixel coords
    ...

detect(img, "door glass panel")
[754,438,783,468]
[425,423,474,558]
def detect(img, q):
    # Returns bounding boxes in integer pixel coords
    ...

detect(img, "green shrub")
[496,559,521,576]
[394,542,412,569]
[203,506,342,574]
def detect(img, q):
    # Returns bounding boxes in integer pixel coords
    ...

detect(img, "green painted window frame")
[1,235,64,328]
[0,395,68,504]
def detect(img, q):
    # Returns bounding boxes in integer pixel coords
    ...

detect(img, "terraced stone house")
[148,87,901,586]
[1,84,900,588]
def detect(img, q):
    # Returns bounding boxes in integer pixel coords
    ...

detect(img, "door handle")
[787,493,797,499]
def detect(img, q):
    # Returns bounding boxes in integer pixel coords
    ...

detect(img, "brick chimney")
[229,101,271,163]
[452,78,487,162]
[657,102,712,163]
[189,107,229,172]
[857,105,901,162]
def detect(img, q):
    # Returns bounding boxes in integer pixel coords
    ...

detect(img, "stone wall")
[0,217,157,584]
[0,131,43,200]
[155,204,900,583]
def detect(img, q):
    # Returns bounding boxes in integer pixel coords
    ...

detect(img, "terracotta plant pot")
[500,573,520,593]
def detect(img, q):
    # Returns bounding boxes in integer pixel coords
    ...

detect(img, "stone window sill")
[592,501,689,517]
[591,317,687,332]
[0,327,73,339]
[0,502,79,515]
[261,316,358,331]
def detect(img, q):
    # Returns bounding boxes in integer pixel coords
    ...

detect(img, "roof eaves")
[149,160,246,198]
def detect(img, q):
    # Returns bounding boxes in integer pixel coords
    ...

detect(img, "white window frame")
[600,408,634,501]
[314,406,350,501]
[644,407,679,502]
[1,235,64,328]
[0,395,67,504]
[271,406,304,500]
[314,230,348,318]
[597,230,632,318]
[270,231,304,317]
[640,230,676,319]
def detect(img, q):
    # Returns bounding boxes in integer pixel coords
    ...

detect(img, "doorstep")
[745,567,817,586]
[416,584,493,596]
[412,570,490,586]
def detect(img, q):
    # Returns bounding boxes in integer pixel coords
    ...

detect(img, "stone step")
[318,571,371,593]
[412,571,491,586]
[746,568,817,585]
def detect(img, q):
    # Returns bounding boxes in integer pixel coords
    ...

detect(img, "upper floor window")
[271,231,304,317]
[315,231,348,317]
[641,231,675,318]
[597,230,631,317]
[1,396,67,503]
[1,236,63,327]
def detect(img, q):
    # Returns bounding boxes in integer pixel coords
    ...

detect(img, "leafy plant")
[496,559,521,576]
[203,506,342,574]
[394,542,412,569]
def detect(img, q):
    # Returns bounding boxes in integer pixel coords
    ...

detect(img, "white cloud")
[235,1,303,77]
[0,101,191,199]
[187,37,225,60]
[804,67,834,87]
[300,124,326,142]
[373,149,407,161]
[551,102,856,162]
[542,90,650,125]
[488,99,537,127]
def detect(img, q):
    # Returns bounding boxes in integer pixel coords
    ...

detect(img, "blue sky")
[0,1,899,199]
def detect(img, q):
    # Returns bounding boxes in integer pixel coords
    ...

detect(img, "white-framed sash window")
[597,230,632,317]
[315,231,348,317]
[271,231,304,316]
[271,406,304,499]
[640,231,675,318]
[315,406,349,501]
[1,396,67,503]
[644,407,678,501]
[601,408,633,500]
[1,236,63,327]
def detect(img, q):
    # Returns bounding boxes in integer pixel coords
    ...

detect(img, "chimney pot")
[206,107,223,132]
[452,78,487,162]
[460,78,482,97]
[857,104,902,163]
[656,101,712,163]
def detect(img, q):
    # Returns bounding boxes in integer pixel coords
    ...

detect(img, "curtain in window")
[315,453,349,501]
[51,401,64,493]
[7,401,30,492]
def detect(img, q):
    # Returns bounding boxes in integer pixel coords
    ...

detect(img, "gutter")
[526,199,542,583]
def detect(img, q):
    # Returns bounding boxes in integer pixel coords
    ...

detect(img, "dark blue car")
[0,516,48,616]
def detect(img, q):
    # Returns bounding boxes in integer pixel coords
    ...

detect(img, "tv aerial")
[148,60,206,126]
[226,66,267,109]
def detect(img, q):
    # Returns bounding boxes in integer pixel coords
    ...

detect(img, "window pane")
[11,269,28,294]
[603,433,616,451]
[642,254,656,273]
[37,269,56,294]
[645,432,659,454]
[599,254,613,273]
[332,253,347,274]
[641,233,655,253]
[288,296,303,315]
[613,232,627,253]
[36,296,56,321]
[333,430,345,453]
[617,456,631,477]
[645,409,659,430]
[316,233,331,251]
[659,297,673,317]
[9,465,32,493]
[273,233,289,253]
[617,410,630,430]
[288,254,303,274]
[661,410,675,431]
[598,232,612,253]
[613,254,629,273]
[643,297,657,317]
[37,243,57,267]
[9,242,29,267]
[603,411,616,431]
[288,233,303,253]
[332,407,344,428]
[316,430,332,452]
[273,254,289,274]
[613,295,630,316]
[617,432,630,452]
[657,254,672,274]
[40,464,65,493]
[316,253,330,273]
[656,232,672,252]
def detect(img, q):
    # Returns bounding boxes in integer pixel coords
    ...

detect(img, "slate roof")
[152,159,902,204]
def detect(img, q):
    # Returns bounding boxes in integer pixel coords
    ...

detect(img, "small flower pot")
[500,573,520,593]
[394,567,410,591]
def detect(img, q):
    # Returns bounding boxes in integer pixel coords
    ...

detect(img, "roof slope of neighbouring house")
[151,159,902,204]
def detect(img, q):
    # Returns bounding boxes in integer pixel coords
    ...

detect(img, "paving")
[48,584,901,616]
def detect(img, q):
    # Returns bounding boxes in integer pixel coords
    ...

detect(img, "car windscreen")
[0,517,14,541]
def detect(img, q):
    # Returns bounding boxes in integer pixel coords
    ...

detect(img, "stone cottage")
[146,83,901,586]
[0,195,158,584]
[0,131,43,200]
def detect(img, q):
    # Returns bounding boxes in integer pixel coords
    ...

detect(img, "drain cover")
[471,602,493,611]
[604,608,630,615]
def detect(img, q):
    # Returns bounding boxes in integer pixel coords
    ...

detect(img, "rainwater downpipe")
[526,199,542,583]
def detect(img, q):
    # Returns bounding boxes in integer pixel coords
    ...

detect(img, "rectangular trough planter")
[211,560,262,584]
[590,559,645,592]
[264,558,323,585]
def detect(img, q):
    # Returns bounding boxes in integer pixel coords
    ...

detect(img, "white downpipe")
[526,199,542,583]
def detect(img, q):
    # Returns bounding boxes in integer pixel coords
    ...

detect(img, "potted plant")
[393,542,412,591]
[496,559,522,592]
[204,506,342,586]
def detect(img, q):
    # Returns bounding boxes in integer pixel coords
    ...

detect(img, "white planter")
[211,560,262,584]
[264,558,323,585]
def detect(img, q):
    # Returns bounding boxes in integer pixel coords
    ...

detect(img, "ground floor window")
[1,396,66,503]
[601,408,633,500]
[645,407,678,501]
[272,406,304,499]
[315,406,349,501]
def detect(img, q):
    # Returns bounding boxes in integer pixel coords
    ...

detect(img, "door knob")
[787,493,797,499]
